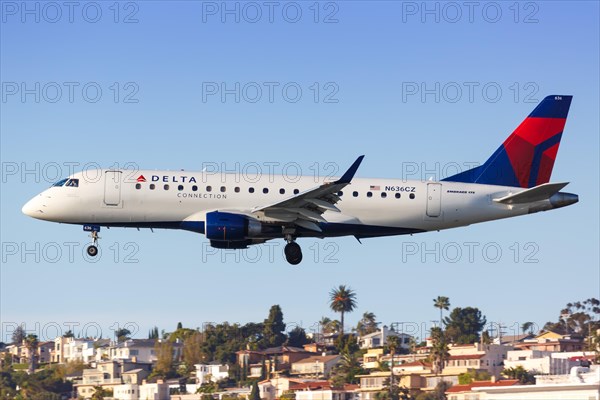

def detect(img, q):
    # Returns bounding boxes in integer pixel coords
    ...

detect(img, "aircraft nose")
[22,195,45,218]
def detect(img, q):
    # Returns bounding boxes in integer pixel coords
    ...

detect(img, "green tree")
[543,298,600,336]
[91,386,112,400]
[444,307,487,344]
[183,331,205,374]
[286,326,310,347]
[12,325,25,344]
[62,330,75,338]
[250,381,260,400]
[502,366,535,384]
[148,326,159,339]
[262,305,286,348]
[433,296,451,329]
[329,285,357,335]
[458,369,491,384]
[357,312,379,336]
[415,380,451,400]
[153,340,175,378]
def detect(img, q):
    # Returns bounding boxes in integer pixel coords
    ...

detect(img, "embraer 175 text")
[22,95,579,264]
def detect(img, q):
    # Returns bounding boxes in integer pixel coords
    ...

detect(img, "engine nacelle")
[205,211,261,242]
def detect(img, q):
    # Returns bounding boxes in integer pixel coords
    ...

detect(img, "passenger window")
[164,184,169,190]
[263,188,269,194]
[178,185,184,191]
[280,188,285,194]
[293,189,299,195]
[353,191,358,197]
[150,184,155,190]
[220,186,226,192]
[395,193,401,199]
[338,191,343,196]
[249,187,255,193]
[135,183,141,190]
[367,192,373,198]
[381,192,387,198]
[206,186,212,192]
[192,185,198,192]
[409,193,415,199]
[235,187,240,193]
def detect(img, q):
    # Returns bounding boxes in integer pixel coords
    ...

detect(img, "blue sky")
[1,1,598,342]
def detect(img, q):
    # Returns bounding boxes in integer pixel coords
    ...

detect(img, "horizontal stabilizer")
[493,182,569,204]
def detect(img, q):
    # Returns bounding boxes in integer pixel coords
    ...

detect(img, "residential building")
[357,326,412,350]
[195,362,230,385]
[295,383,360,400]
[445,379,519,400]
[514,331,585,353]
[290,355,341,378]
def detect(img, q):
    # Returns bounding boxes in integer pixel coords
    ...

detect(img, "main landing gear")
[284,234,302,265]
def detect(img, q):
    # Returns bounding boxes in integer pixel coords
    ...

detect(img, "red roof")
[446,380,519,393]
[448,354,485,360]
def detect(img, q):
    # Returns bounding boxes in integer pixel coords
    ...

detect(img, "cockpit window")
[52,178,69,187]
[65,179,79,187]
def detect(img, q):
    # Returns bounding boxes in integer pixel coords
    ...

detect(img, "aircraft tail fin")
[444,95,572,188]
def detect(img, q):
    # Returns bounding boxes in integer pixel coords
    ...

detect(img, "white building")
[195,362,230,385]
[470,365,600,400]
[290,355,341,378]
[504,350,596,375]
[357,326,412,350]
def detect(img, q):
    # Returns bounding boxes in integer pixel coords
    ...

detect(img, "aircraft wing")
[251,156,364,232]
[493,182,569,204]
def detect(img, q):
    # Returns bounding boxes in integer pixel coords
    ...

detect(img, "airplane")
[22,95,578,265]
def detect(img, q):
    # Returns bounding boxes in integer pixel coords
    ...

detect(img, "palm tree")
[433,296,451,329]
[429,327,449,375]
[357,311,378,336]
[24,334,39,374]
[329,285,357,336]
[521,321,535,335]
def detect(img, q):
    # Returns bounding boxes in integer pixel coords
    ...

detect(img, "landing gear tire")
[284,242,302,265]
[87,245,98,257]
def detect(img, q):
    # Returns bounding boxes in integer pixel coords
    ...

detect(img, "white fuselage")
[22,169,557,239]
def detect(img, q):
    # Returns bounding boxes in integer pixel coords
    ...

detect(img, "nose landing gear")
[83,225,101,257]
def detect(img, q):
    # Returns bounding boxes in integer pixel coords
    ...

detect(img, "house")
[52,336,96,364]
[493,333,534,346]
[442,343,511,378]
[237,345,314,377]
[504,349,597,375]
[514,331,585,353]
[290,355,341,378]
[258,377,333,400]
[356,371,425,400]
[357,326,412,350]
[295,382,360,400]
[111,379,170,400]
[445,379,519,400]
[464,365,600,399]
[74,359,152,399]
[195,362,230,384]
[362,349,384,370]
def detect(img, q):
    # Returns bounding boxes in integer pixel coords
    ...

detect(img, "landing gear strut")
[87,231,99,257]
[284,234,302,265]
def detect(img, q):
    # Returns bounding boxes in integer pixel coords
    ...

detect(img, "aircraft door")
[104,170,122,206]
[426,183,442,217]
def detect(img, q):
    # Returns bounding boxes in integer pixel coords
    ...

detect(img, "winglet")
[335,155,365,184]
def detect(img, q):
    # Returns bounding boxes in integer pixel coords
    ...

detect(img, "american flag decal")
[370,185,380,191]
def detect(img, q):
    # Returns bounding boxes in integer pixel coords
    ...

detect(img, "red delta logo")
[137,175,147,182]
